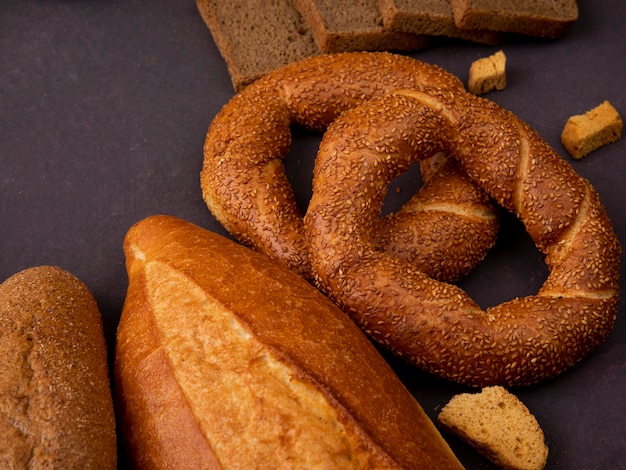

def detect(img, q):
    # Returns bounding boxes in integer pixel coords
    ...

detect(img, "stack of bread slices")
[196,0,578,90]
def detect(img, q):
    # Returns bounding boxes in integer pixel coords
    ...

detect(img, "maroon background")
[2,1,624,468]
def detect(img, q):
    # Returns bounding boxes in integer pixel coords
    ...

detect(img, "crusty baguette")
[0,266,116,469]
[114,214,465,469]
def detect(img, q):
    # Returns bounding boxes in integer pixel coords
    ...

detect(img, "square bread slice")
[438,386,548,470]
[292,0,429,52]
[467,49,506,95]
[449,0,578,38]
[561,101,623,159]
[378,0,501,45]
[196,0,319,91]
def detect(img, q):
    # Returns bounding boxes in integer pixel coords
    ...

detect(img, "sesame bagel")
[201,52,498,280]
[304,88,621,387]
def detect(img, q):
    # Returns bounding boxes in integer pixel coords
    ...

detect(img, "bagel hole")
[381,161,424,218]
[284,125,322,215]
[285,128,549,311]
[456,210,549,310]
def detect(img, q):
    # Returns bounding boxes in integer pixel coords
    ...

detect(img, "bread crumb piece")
[438,386,548,470]
[561,101,623,159]
[468,50,506,95]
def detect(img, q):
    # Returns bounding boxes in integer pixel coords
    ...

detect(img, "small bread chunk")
[561,100,623,159]
[468,50,506,95]
[438,386,548,470]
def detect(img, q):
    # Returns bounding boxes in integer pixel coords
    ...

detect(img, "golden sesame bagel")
[304,88,621,387]
[201,52,498,280]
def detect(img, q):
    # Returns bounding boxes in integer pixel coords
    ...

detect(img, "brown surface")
[378,0,501,44]
[449,0,579,37]
[1,0,625,468]
[292,0,428,52]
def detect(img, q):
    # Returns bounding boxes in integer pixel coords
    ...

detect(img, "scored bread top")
[116,215,465,469]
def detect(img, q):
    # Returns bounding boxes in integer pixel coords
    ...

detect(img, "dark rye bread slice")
[196,0,319,91]
[378,0,501,45]
[292,0,428,53]
[449,0,578,38]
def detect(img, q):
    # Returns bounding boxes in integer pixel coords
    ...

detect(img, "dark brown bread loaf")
[195,0,319,91]
[449,0,578,38]
[115,214,465,469]
[293,0,428,52]
[0,266,116,469]
[377,0,501,44]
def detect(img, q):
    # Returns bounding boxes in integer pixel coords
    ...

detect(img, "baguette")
[115,214,464,469]
[0,266,116,469]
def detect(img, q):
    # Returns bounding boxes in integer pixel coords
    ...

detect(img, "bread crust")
[304,88,620,387]
[292,0,428,52]
[377,0,502,44]
[195,0,319,91]
[449,0,578,38]
[0,266,116,469]
[201,51,498,282]
[115,214,465,469]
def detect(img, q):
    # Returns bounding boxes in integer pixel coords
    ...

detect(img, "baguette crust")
[201,52,498,281]
[304,88,620,387]
[0,266,116,469]
[115,215,465,469]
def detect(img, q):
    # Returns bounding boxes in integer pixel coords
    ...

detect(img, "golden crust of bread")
[201,51,498,281]
[115,214,465,469]
[304,88,621,387]
[0,266,116,469]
